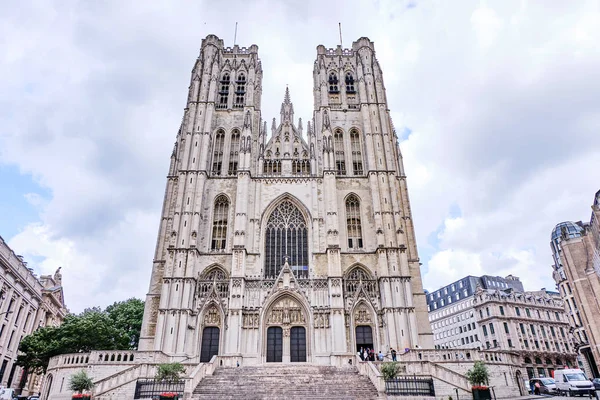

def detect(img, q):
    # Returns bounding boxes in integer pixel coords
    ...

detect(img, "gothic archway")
[43,374,53,400]
[350,301,379,357]
[262,293,310,363]
[198,302,224,362]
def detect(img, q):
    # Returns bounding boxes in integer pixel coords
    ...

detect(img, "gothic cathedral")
[138,34,433,365]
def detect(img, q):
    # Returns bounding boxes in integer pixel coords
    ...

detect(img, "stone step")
[192,364,379,400]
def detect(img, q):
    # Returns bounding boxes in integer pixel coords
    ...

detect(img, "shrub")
[156,362,186,382]
[380,361,400,380]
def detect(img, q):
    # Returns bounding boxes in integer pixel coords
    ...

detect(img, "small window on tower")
[334,129,346,175]
[218,73,230,109]
[228,129,240,175]
[345,72,355,93]
[212,129,225,175]
[234,73,246,108]
[328,72,339,93]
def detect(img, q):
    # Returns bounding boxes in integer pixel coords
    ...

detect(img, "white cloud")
[1,1,599,311]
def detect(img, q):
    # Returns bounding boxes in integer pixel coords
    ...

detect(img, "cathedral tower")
[138,35,433,363]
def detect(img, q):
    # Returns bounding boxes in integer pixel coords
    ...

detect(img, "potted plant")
[68,370,94,400]
[158,392,179,400]
[466,361,491,400]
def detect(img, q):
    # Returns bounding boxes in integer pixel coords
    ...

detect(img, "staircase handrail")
[183,355,218,399]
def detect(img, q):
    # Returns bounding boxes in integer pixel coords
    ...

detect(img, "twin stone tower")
[138,34,433,365]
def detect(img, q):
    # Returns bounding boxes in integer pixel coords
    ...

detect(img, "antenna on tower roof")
[234,22,238,46]
[338,23,343,48]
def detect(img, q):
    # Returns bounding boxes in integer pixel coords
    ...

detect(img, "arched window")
[264,200,308,279]
[212,130,225,175]
[345,72,355,93]
[211,195,229,251]
[328,72,339,93]
[234,73,246,108]
[346,195,363,249]
[228,129,240,175]
[218,73,230,109]
[350,129,363,175]
[334,129,346,175]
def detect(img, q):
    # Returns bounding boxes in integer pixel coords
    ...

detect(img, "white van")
[0,387,15,400]
[554,368,595,397]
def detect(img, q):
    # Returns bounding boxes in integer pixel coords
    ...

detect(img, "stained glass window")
[264,200,308,278]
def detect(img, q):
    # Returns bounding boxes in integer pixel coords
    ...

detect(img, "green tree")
[16,298,145,374]
[106,298,145,349]
[466,361,489,387]
[68,370,94,393]
[156,363,186,382]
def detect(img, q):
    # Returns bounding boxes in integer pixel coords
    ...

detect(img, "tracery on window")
[198,266,229,298]
[217,73,230,109]
[212,130,225,175]
[334,129,346,175]
[346,195,363,249]
[211,195,229,251]
[229,129,240,175]
[344,266,377,298]
[263,160,281,176]
[350,129,363,175]
[234,73,246,108]
[264,200,308,279]
[292,159,310,176]
[328,72,339,93]
[345,72,355,93]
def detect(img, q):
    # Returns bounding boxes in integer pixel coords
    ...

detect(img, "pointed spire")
[280,86,294,124]
[271,118,277,134]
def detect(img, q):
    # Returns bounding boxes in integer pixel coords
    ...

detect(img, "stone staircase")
[192,364,380,399]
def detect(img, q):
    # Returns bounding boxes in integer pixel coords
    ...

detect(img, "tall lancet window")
[346,195,363,249]
[345,72,355,93]
[350,129,363,175]
[334,129,346,175]
[328,72,339,93]
[218,73,230,109]
[228,129,240,175]
[211,195,229,251]
[212,129,225,175]
[264,200,308,279]
[234,73,246,108]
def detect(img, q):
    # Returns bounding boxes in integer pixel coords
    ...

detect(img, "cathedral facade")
[138,34,433,365]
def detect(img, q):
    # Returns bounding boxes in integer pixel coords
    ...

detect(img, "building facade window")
[218,73,230,109]
[211,195,229,251]
[234,73,246,108]
[346,195,363,249]
[349,129,363,175]
[212,129,225,175]
[228,129,240,175]
[328,72,339,93]
[334,129,346,175]
[345,72,355,93]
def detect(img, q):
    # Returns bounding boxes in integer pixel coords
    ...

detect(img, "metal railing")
[134,379,184,399]
[385,376,435,396]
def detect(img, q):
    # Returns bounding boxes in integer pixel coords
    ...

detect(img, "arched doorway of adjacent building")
[515,370,525,396]
[43,374,53,400]
[200,326,220,362]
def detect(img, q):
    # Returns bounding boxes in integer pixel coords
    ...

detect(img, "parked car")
[530,378,557,395]
[555,368,595,397]
[593,378,600,390]
[0,387,16,400]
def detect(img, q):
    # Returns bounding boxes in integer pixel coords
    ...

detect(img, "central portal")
[266,327,283,362]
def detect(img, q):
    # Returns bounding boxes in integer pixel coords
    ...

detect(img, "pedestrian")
[359,347,364,361]
[370,348,375,361]
[390,347,397,361]
[378,350,384,361]
[534,380,540,395]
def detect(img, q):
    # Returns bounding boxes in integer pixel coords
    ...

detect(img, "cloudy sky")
[1,1,599,313]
